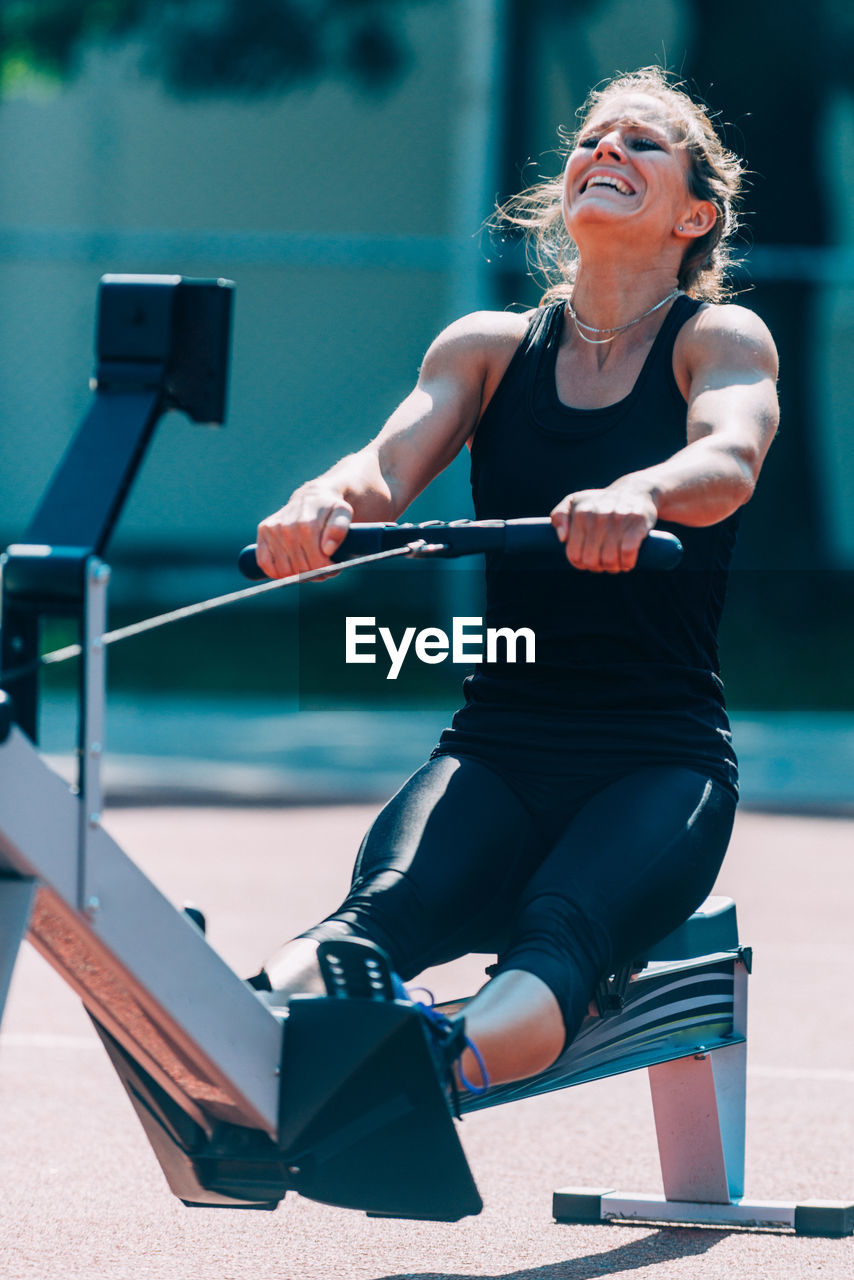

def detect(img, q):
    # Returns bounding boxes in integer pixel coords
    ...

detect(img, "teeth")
[586,176,632,195]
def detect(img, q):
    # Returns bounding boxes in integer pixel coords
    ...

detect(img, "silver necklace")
[566,288,681,345]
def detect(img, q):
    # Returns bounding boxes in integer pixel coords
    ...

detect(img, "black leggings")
[301,755,736,1050]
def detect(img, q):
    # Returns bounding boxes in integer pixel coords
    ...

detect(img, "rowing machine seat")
[642,895,739,964]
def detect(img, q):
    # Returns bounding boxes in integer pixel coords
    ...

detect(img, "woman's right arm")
[255,311,527,578]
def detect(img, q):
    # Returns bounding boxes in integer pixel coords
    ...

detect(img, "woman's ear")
[675,201,717,239]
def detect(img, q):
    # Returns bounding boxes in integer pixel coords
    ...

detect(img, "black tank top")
[435,295,740,796]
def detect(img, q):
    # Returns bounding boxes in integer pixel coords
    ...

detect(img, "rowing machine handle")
[238,519,682,579]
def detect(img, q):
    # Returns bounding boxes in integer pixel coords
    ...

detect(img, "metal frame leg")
[646,940,747,1205]
[648,1039,746,1203]
[0,877,37,1028]
[553,956,853,1235]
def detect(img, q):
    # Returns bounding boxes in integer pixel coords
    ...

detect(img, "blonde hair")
[496,67,746,304]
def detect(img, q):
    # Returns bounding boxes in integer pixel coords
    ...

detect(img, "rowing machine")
[0,276,850,1234]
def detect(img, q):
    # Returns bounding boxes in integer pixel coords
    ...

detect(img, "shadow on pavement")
[377,1227,730,1279]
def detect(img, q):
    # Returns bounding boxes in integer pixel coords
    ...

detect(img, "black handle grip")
[238,519,683,579]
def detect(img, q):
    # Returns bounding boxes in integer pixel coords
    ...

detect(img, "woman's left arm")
[551,305,779,572]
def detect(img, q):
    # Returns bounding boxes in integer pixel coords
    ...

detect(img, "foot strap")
[316,937,490,1100]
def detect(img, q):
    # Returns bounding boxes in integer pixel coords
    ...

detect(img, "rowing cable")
[0,540,436,687]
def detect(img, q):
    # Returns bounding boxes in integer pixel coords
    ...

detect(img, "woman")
[251,68,778,1091]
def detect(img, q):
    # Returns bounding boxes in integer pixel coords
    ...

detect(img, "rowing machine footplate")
[278,995,482,1221]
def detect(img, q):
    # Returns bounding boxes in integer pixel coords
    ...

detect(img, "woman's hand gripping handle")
[239,519,682,579]
[254,485,354,579]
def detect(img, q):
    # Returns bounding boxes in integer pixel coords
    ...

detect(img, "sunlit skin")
[562,94,715,292]
[256,87,779,1086]
[548,92,724,576]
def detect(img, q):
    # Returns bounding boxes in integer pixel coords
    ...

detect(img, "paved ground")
[38,694,854,810]
[1,801,853,1280]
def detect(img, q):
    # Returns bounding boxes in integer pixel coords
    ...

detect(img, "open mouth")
[580,175,636,196]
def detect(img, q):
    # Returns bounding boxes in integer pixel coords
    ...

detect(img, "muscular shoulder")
[420,308,533,375]
[675,302,778,388]
[419,308,536,424]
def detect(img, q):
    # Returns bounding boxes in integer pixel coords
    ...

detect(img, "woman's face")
[562,92,700,243]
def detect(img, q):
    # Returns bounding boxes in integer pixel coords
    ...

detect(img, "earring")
[677,224,684,231]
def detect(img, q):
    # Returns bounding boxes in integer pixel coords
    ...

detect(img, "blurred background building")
[1,0,853,803]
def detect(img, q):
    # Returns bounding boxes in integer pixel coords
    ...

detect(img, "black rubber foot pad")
[794,1201,854,1237]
